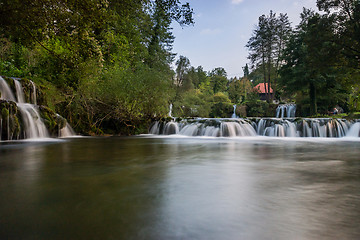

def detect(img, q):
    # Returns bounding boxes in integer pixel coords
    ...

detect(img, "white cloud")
[200,28,222,35]
[231,0,244,4]
[293,1,300,7]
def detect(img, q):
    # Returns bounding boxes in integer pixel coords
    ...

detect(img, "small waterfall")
[231,105,238,118]
[18,103,49,139]
[149,122,161,135]
[151,119,256,137]
[276,104,296,118]
[169,103,173,118]
[14,79,25,103]
[346,122,360,137]
[149,117,357,138]
[0,77,16,101]
[0,77,75,140]
[220,121,256,137]
[164,121,179,135]
[180,124,200,136]
[60,122,76,137]
[30,80,37,105]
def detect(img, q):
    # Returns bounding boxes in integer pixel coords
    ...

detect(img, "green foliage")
[172,64,241,118]
[210,102,233,118]
[0,0,194,135]
[279,8,350,116]
[173,89,212,117]
[228,77,252,103]
[317,0,360,70]
[348,84,360,113]
[213,92,231,103]
[246,11,292,101]
[245,100,268,117]
[209,92,233,118]
[209,68,228,94]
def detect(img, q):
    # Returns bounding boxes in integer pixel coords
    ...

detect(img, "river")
[1,136,360,239]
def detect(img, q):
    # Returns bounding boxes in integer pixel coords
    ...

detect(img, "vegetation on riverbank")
[0,0,193,135]
[0,0,359,135]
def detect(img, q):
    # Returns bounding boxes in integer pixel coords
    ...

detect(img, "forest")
[0,0,359,135]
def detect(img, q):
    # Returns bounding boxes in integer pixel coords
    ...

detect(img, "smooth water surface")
[1,136,360,239]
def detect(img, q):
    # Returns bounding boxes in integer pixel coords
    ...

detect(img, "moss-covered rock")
[0,100,20,140]
[39,105,66,137]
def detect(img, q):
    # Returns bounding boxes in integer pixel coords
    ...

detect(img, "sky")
[171,0,319,78]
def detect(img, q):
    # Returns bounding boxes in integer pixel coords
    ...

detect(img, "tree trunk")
[309,82,317,115]
[267,58,272,103]
[262,65,268,101]
[261,56,268,102]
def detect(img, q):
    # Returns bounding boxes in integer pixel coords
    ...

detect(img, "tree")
[316,0,360,112]
[194,66,208,88]
[175,55,191,86]
[146,0,194,68]
[246,11,291,101]
[279,8,346,115]
[317,0,359,68]
[0,0,195,134]
[243,64,250,77]
[228,77,252,103]
[228,78,242,103]
[209,67,228,94]
[273,13,292,98]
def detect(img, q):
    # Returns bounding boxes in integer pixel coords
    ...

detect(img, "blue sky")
[171,0,318,78]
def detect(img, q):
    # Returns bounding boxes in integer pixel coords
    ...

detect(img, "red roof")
[253,83,273,94]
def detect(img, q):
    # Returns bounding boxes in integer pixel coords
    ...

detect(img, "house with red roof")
[253,83,273,101]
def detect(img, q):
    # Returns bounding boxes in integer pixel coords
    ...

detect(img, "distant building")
[253,83,273,101]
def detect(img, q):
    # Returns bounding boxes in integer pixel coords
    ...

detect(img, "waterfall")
[276,104,296,118]
[220,121,256,137]
[60,122,76,137]
[169,103,173,118]
[0,77,75,140]
[18,103,49,139]
[149,117,357,138]
[14,79,26,103]
[164,121,179,135]
[346,122,360,137]
[150,119,256,137]
[0,77,16,101]
[30,80,37,105]
[231,105,238,118]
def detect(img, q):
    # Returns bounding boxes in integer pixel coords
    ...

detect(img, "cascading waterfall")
[30,80,37,105]
[169,103,173,118]
[149,117,359,138]
[347,122,360,137]
[14,79,26,103]
[0,77,16,102]
[18,103,49,139]
[231,105,238,118]
[60,122,76,137]
[0,76,75,140]
[150,119,256,137]
[276,104,296,118]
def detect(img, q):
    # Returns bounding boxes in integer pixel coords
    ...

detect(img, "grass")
[308,112,360,119]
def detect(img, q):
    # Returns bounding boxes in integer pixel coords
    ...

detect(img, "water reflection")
[0,137,360,239]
